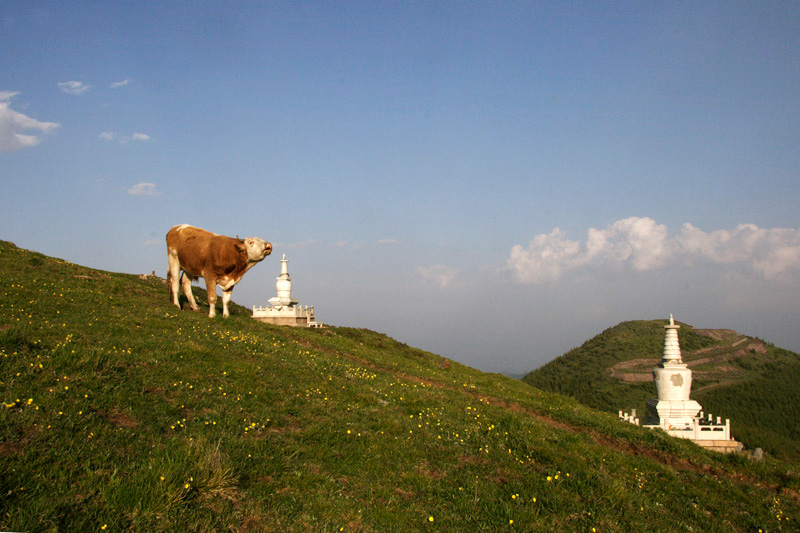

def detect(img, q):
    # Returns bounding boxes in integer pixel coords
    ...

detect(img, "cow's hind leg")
[204,276,218,318]
[181,273,199,311]
[167,253,182,309]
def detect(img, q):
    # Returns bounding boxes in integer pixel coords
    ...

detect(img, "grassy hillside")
[1,240,799,531]
[523,320,800,462]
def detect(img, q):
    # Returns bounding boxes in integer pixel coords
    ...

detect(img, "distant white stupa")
[645,314,704,429]
[268,254,298,308]
[620,315,741,453]
[252,255,321,327]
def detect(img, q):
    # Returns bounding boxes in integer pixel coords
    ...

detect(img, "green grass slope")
[523,320,800,463]
[2,240,799,531]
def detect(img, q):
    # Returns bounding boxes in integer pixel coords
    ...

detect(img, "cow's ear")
[234,242,246,254]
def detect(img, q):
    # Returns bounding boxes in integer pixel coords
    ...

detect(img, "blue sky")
[3,2,799,374]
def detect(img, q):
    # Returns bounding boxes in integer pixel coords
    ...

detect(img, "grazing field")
[1,240,798,531]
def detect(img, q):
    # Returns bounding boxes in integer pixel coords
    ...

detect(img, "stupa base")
[646,397,702,427]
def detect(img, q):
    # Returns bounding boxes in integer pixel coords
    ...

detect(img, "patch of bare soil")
[93,407,140,428]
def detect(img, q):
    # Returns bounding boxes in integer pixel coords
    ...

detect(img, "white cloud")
[0,92,60,152]
[507,229,575,283]
[127,182,160,197]
[100,131,151,144]
[110,79,132,89]
[676,223,800,279]
[507,217,800,283]
[58,80,91,96]
[418,264,459,288]
[377,239,399,245]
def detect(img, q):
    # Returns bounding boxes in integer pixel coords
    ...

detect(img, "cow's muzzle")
[264,242,273,255]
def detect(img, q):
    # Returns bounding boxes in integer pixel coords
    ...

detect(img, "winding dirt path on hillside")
[607,358,659,381]
[608,334,768,386]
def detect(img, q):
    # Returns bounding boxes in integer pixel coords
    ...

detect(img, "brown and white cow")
[166,224,272,318]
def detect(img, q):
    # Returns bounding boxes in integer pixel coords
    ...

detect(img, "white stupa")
[646,314,703,429]
[252,255,321,327]
[620,315,741,453]
[268,254,299,308]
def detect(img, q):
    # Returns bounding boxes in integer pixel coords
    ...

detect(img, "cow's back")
[167,225,217,276]
[167,225,244,278]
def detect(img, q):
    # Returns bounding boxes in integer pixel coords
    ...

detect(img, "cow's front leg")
[204,276,218,318]
[221,289,233,318]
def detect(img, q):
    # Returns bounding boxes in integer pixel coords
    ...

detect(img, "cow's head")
[241,237,272,263]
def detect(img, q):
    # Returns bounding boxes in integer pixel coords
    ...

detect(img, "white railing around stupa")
[252,304,322,327]
[619,410,732,441]
[252,304,315,315]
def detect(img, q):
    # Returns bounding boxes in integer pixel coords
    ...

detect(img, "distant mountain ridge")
[522,319,800,462]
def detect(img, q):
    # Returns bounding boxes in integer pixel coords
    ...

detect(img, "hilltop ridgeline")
[1,240,798,531]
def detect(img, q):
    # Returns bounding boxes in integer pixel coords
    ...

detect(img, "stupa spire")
[662,313,683,365]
